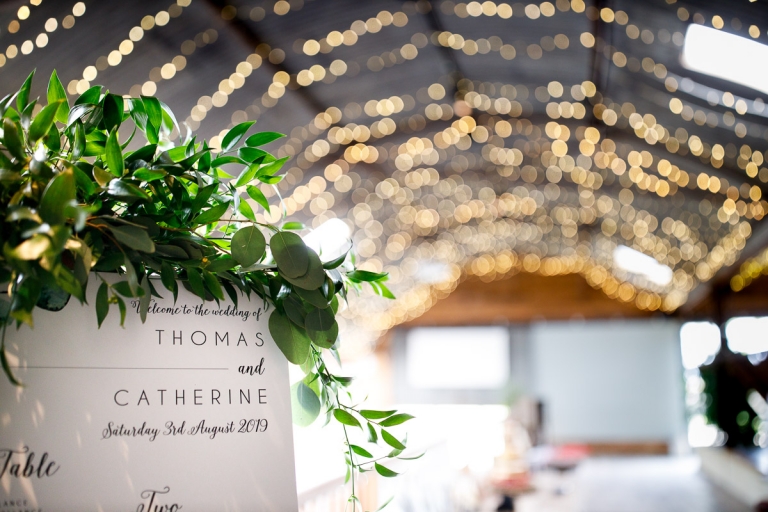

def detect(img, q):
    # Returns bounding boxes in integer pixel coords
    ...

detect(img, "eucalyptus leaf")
[231,226,266,267]
[296,287,330,309]
[283,250,325,290]
[269,309,310,365]
[270,231,309,279]
[291,381,321,427]
[306,321,338,349]
[304,307,334,332]
[284,295,308,327]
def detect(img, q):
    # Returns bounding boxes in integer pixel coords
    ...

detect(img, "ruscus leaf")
[47,70,69,123]
[245,131,285,147]
[105,130,124,176]
[381,429,406,450]
[379,414,415,427]
[29,100,63,141]
[333,409,361,428]
[360,410,397,420]
[374,463,399,478]
[221,120,255,152]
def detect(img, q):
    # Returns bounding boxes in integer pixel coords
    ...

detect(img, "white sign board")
[0,278,298,510]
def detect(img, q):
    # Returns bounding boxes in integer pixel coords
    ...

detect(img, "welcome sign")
[0,279,298,510]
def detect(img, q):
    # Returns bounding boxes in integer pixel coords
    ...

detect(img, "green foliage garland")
[0,71,415,508]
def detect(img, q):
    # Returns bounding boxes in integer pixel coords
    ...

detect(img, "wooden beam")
[404,272,654,327]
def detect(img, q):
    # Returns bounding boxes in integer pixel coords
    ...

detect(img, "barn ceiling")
[2,0,767,342]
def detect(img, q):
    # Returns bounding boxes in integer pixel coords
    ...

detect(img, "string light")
[242,88,746,325]
[191,8,413,146]
[7,0,43,35]
[46,0,755,330]
[731,245,768,292]
[0,1,83,68]
[67,0,192,95]
[127,28,219,98]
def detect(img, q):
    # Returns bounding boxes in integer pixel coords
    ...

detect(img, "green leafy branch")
[0,70,415,508]
[292,342,421,511]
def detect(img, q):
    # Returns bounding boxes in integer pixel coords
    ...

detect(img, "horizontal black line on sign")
[9,366,229,370]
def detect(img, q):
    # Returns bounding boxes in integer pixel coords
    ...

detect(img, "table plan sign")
[0,279,298,510]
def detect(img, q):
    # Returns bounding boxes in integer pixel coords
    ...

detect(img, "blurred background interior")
[6,0,768,509]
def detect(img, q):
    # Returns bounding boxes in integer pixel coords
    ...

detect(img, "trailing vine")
[0,71,415,509]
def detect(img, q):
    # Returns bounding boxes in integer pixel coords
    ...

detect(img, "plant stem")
[342,423,356,507]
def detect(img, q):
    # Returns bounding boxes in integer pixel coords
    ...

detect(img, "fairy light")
[7,0,43,34]
[252,90,744,325]
[435,30,570,60]
[113,0,762,330]
[67,0,192,95]
[297,10,409,57]
[731,244,768,292]
[588,5,767,130]
[0,1,83,68]
[195,9,413,147]
[126,28,219,98]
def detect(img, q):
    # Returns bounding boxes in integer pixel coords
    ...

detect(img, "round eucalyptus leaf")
[36,284,70,311]
[296,285,330,309]
[231,226,266,267]
[284,249,325,290]
[268,309,310,365]
[270,231,309,278]
[284,295,307,327]
[330,295,339,314]
[305,307,334,332]
[290,381,321,427]
[308,321,338,349]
